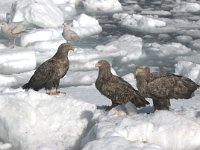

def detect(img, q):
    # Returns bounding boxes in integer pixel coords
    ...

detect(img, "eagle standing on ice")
[135,65,200,111]
[95,60,149,111]
[23,43,74,95]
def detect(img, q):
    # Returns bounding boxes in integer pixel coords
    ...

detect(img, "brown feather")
[95,60,149,110]
[22,43,74,91]
[135,65,200,111]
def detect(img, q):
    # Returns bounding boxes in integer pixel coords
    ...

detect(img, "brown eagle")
[95,60,149,111]
[135,65,200,111]
[22,43,74,95]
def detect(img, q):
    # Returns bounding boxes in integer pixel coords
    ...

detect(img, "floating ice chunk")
[0,90,96,150]
[113,13,200,34]
[158,34,171,40]
[82,0,122,13]
[51,0,76,5]
[175,61,200,84]
[172,2,200,13]
[71,14,102,38]
[190,39,200,51]
[141,10,171,16]
[20,28,62,47]
[0,48,36,75]
[26,40,65,52]
[146,42,191,57]
[96,34,143,62]
[181,30,200,38]
[56,0,79,19]
[11,0,64,28]
[113,13,166,28]
[60,70,98,86]
[175,35,193,44]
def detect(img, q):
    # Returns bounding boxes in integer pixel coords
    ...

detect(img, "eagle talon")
[47,91,61,95]
[105,106,112,111]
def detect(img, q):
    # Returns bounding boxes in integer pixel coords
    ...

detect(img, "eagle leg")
[105,103,119,111]
[152,98,170,112]
[47,90,60,95]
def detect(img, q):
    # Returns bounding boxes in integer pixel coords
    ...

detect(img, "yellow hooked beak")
[70,46,75,51]
[95,62,101,68]
[135,68,141,75]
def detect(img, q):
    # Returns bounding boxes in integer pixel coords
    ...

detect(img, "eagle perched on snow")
[135,65,200,111]
[95,60,149,111]
[22,43,74,95]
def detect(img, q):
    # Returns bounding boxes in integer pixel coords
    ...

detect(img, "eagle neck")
[53,52,69,62]
[98,67,112,81]
[136,76,149,97]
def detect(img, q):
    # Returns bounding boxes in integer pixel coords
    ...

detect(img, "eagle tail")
[131,92,150,107]
[22,83,30,90]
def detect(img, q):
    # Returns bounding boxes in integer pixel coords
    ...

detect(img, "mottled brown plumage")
[95,60,149,111]
[135,65,200,111]
[22,43,74,94]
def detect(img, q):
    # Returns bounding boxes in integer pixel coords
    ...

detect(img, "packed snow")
[0,0,200,149]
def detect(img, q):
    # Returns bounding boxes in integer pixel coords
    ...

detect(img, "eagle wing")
[28,59,59,90]
[147,73,199,99]
[100,75,149,107]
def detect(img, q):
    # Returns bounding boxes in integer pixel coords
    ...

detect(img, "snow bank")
[71,14,102,38]
[82,110,200,150]
[0,90,96,150]
[175,61,200,84]
[0,48,36,75]
[82,0,122,13]
[172,2,200,13]
[11,0,64,28]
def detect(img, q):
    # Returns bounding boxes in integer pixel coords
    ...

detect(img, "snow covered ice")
[1,0,200,149]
